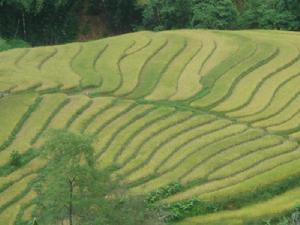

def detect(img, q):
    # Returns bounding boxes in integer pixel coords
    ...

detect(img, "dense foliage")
[89,0,142,33]
[0,0,299,45]
[32,130,166,225]
[0,38,29,51]
[142,0,193,30]
[142,0,300,31]
[192,0,238,29]
[0,0,80,45]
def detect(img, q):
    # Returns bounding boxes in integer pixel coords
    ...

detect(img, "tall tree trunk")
[14,19,20,38]
[69,180,73,225]
[22,11,26,38]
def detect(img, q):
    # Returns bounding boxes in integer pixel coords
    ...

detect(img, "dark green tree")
[33,129,165,225]
[142,0,193,30]
[0,0,72,13]
[33,130,112,225]
[89,0,142,33]
[0,0,80,44]
[191,0,238,29]
[238,0,300,30]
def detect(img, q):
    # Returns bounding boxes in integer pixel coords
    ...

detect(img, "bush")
[146,182,184,204]
[0,38,29,52]
[10,150,22,167]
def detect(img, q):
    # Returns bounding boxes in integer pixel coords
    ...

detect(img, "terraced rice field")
[0,29,300,224]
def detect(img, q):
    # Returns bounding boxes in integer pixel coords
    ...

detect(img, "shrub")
[10,150,22,167]
[146,182,184,204]
[0,38,29,52]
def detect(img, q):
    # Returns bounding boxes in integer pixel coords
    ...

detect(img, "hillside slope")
[0,30,300,224]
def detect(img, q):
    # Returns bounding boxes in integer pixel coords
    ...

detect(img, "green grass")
[130,123,248,193]
[96,105,159,165]
[213,34,296,113]
[84,100,134,135]
[126,33,186,98]
[40,44,82,90]
[145,35,198,100]
[114,107,176,166]
[0,175,35,213]
[163,149,300,204]
[209,140,297,180]
[177,186,300,225]
[239,71,299,121]
[72,97,115,133]
[227,52,300,118]
[190,38,261,108]
[123,117,230,184]
[97,104,157,168]
[175,125,259,182]
[171,31,239,101]
[118,112,210,181]
[0,191,35,225]
[182,134,282,183]
[243,74,300,126]
[114,32,167,96]
[46,95,90,130]
[14,47,58,92]
[72,41,108,88]
[0,94,36,147]
[290,130,300,141]
[0,94,66,166]
[0,157,45,189]
[97,40,135,93]
[1,30,300,224]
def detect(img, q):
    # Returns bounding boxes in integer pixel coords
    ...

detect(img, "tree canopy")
[192,0,238,29]
[33,129,166,225]
[0,0,299,45]
[0,0,71,13]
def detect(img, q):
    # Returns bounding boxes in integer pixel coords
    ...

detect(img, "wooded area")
[0,0,299,46]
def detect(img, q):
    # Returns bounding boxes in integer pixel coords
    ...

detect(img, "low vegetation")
[0,38,29,52]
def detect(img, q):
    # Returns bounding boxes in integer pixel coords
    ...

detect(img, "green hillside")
[0,29,300,224]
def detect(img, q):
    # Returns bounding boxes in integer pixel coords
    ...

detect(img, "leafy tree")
[1,0,300,46]
[142,0,193,30]
[142,0,299,31]
[33,130,110,225]
[89,0,142,33]
[233,0,246,11]
[0,0,80,44]
[238,0,300,30]
[191,0,238,29]
[97,195,167,225]
[0,0,71,13]
[33,129,165,225]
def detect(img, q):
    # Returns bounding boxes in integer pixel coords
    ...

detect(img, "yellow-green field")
[0,29,300,224]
